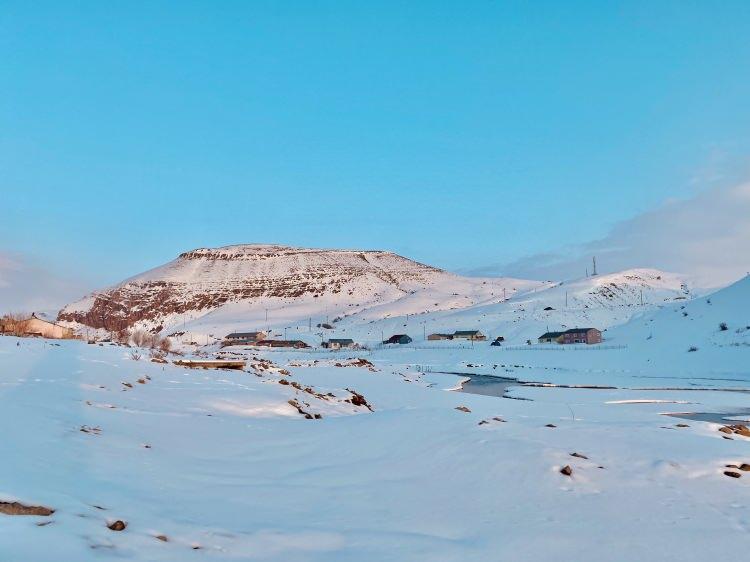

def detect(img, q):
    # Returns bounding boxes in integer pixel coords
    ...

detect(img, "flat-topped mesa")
[174,244,442,272]
[57,244,452,331]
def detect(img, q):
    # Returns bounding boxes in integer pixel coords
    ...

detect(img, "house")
[322,338,356,350]
[537,328,602,345]
[452,330,487,341]
[255,339,310,349]
[538,331,564,344]
[223,331,266,346]
[427,333,452,341]
[560,328,602,345]
[383,334,412,345]
[0,314,74,340]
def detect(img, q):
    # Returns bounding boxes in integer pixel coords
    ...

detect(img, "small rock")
[570,452,588,460]
[545,424,557,428]
[719,426,734,434]
[455,406,471,413]
[724,471,742,479]
[107,520,127,531]
[155,535,168,542]
[739,463,750,471]
[560,465,573,476]
[726,464,740,469]
[723,435,734,440]
[492,416,506,422]
[675,424,689,428]
[478,420,489,426]
[0,502,54,516]
[735,429,750,438]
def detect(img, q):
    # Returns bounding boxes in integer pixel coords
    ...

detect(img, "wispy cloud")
[0,252,88,315]
[469,182,750,288]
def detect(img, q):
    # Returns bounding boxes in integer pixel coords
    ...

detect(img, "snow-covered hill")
[307,268,703,345]
[606,274,750,359]
[58,244,543,335]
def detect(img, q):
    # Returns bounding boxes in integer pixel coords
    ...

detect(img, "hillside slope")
[320,268,702,345]
[607,274,750,358]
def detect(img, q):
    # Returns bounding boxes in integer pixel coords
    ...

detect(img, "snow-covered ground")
[2,277,750,561]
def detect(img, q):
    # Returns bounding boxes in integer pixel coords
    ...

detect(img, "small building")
[427,333,452,341]
[452,330,487,341]
[223,331,266,346]
[383,334,412,345]
[490,336,505,347]
[560,328,602,345]
[323,338,356,350]
[255,339,310,349]
[538,331,564,344]
[0,314,74,340]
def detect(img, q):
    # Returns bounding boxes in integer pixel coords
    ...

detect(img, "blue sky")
[2,1,750,286]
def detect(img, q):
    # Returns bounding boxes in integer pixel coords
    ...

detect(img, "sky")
[2,0,750,307]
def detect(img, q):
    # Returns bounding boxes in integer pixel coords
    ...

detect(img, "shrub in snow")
[719,322,728,331]
[687,346,698,352]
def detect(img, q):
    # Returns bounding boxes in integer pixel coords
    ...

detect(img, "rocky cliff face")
[57,245,455,332]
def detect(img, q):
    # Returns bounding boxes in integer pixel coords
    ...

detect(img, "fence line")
[223,343,626,354]
[498,344,627,351]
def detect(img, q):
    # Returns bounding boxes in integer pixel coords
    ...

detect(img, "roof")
[384,334,411,342]
[454,330,482,336]
[328,338,354,344]
[562,328,599,334]
[539,331,564,339]
[257,339,307,346]
[226,332,263,338]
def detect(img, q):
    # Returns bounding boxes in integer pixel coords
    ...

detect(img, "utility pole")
[565,291,568,308]
[503,287,506,301]
[592,256,598,276]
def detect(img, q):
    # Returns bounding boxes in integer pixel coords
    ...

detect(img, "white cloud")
[472,182,750,288]
[0,251,88,316]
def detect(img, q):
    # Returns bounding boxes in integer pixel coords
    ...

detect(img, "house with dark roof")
[223,331,266,346]
[538,328,602,345]
[427,333,452,341]
[255,339,309,349]
[452,330,487,341]
[383,334,412,345]
[538,331,564,344]
[322,338,356,350]
[560,328,602,345]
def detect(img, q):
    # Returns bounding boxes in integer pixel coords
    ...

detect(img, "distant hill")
[58,244,543,334]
